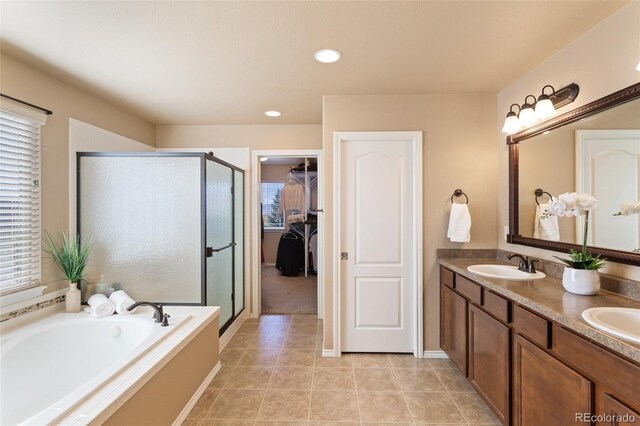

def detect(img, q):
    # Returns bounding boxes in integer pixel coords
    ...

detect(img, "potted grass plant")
[43,231,91,313]
[543,192,605,295]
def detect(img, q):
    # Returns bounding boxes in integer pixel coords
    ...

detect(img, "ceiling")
[0,1,628,125]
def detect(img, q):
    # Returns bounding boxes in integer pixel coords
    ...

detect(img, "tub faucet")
[508,254,537,274]
[126,301,169,326]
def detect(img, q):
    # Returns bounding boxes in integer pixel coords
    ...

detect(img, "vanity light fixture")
[314,49,341,63]
[264,110,281,117]
[534,85,557,120]
[518,95,538,128]
[501,104,522,134]
[501,83,580,135]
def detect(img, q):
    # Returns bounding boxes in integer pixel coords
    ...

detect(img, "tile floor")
[184,314,500,425]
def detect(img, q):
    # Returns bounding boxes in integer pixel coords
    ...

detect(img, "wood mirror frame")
[508,82,640,266]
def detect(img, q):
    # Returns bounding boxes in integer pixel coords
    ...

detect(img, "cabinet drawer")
[553,325,640,408]
[513,305,550,349]
[599,393,640,426]
[440,266,455,289]
[482,290,510,324]
[456,275,482,305]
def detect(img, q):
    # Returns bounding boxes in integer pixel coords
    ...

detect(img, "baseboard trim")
[423,350,449,359]
[322,348,340,358]
[172,361,221,426]
[219,309,249,351]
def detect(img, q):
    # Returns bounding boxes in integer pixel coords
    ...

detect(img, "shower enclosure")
[77,152,244,333]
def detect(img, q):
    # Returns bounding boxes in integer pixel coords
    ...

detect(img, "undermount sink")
[581,307,640,344]
[467,264,546,281]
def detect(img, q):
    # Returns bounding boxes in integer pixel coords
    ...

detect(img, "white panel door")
[576,130,640,251]
[340,137,414,352]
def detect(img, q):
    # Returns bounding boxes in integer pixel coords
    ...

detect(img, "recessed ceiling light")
[260,157,268,162]
[314,49,341,63]
[264,110,281,117]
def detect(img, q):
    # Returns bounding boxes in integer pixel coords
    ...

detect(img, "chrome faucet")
[508,254,538,274]
[126,301,170,326]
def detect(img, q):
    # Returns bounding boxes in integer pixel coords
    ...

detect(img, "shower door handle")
[206,243,236,257]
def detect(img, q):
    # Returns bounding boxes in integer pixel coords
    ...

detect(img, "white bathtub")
[0,306,213,425]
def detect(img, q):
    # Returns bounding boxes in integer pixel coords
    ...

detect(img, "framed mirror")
[508,82,640,266]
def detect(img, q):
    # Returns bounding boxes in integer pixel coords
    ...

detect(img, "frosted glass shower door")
[78,154,202,304]
[206,160,234,329]
[233,170,244,315]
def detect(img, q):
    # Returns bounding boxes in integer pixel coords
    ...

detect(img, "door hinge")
[341,252,348,260]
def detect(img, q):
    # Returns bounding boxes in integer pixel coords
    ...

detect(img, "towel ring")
[451,189,469,204]
[534,188,553,206]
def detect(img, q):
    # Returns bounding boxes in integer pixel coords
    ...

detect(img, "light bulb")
[502,113,522,135]
[535,97,556,120]
[314,49,342,63]
[518,105,538,127]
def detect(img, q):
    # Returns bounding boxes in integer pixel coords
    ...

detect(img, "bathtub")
[0,306,218,425]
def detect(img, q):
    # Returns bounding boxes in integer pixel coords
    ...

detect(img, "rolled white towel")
[86,293,115,318]
[109,290,137,314]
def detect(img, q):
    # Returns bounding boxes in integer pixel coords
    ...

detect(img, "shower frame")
[76,152,245,334]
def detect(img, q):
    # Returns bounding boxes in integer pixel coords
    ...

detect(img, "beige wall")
[497,1,640,281]
[0,53,156,292]
[156,124,321,150]
[322,94,498,351]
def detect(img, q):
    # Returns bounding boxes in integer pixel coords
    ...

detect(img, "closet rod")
[0,93,53,115]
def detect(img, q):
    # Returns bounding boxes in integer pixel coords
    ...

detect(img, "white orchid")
[542,192,604,270]
[544,192,598,218]
[615,201,640,216]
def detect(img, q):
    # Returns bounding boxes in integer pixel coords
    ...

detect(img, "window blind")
[0,110,41,296]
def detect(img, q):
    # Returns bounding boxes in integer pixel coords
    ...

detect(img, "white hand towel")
[109,290,137,314]
[534,203,560,241]
[86,293,116,318]
[447,203,471,243]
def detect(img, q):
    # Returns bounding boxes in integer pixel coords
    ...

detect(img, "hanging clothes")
[276,232,305,276]
[309,233,318,273]
[279,180,305,214]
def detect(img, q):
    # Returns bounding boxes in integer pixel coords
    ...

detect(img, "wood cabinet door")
[440,284,467,374]
[513,334,593,426]
[469,305,510,425]
[597,392,640,425]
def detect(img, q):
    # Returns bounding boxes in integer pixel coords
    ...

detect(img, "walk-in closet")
[260,157,318,314]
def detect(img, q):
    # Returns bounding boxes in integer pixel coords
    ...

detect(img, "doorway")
[251,150,324,318]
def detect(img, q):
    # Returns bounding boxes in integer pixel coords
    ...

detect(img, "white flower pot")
[562,267,600,296]
[65,282,82,313]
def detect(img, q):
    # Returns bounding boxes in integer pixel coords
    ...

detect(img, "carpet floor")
[261,265,317,314]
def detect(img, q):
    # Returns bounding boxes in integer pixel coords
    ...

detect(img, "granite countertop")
[439,257,640,364]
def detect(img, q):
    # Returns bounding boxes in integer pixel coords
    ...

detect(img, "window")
[0,109,42,296]
[262,181,284,229]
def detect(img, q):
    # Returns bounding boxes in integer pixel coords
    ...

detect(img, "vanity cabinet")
[597,392,640,425]
[440,284,468,373]
[513,334,592,425]
[468,305,510,424]
[440,267,510,424]
[439,266,640,426]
